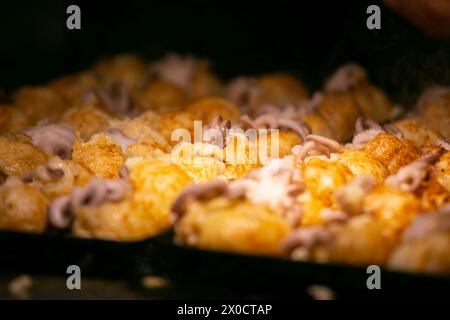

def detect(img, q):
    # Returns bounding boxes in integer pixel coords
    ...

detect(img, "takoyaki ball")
[256,73,309,109]
[436,151,450,192]
[60,104,112,140]
[388,210,450,275]
[312,214,391,266]
[175,198,291,256]
[298,193,327,226]
[74,197,171,241]
[276,131,303,158]
[335,150,388,183]
[92,54,148,89]
[414,88,450,138]
[0,105,32,133]
[189,65,224,99]
[393,118,443,150]
[299,113,335,139]
[301,157,354,206]
[0,133,48,176]
[149,54,223,99]
[138,110,199,146]
[126,157,193,224]
[134,80,187,113]
[72,133,125,179]
[317,92,362,142]
[223,132,261,179]
[418,172,450,211]
[362,133,420,174]
[363,186,421,241]
[0,177,48,233]
[185,97,241,123]
[106,118,170,153]
[49,71,99,105]
[324,64,396,123]
[28,156,92,201]
[12,86,66,123]
[171,142,225,183]
[351,83,396,123]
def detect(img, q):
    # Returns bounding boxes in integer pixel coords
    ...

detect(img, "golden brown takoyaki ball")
[127,157,193,220]
[60,105,112,140]
[0,177,48,233]
[256,73,309,108]
[138,110,199,146]
[362,133,420,174]
[106,118,170,153]
[12,86,66,123]
[393,118,443,150]
[92,54,148,89]
[0,133,48,176]
[298,194,326,226]
[48,71,99,105]
[134,80,187,112]
[312,214,391,265]
[388,232,450,275]
[72,133,125,179]
[435,151,450,192]
[189,66,224,99]
[171,142,225,183]
[317,92,362,142]
[351,83,396,123]
[299,113,335,138]
[363,186,421,240]
[73,197,169,241]
[0,105,32,133]
[275,131,303,158]
[29,156,92,201]
[415,90,450,138]
[74,157,193,241]
[418,172,450,211]
[335,150,389,183]
[185,96,241,123]
[301,157,354,206]
[223,133,261,179]
[175,198,291,256]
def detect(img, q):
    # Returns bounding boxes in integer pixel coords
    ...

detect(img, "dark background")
[0,0,449,107]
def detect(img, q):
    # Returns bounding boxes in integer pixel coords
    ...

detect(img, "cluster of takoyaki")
[0,54,449,275]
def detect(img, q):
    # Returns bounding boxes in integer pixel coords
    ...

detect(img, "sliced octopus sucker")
[47,196,73,229]
[325,63,367,92]
[96,82,133,115]
[402,210,450,242]
[306,134,344,153]
[150,54,196,89]
[71,179,107,207]
[278,118,311,142]
[281,227,331,255]
[171,178,228,222]
[104,179,132,202]
[104,128,138,153]
[253,114,279,129]
[385,150,441,192]
[47,176,132,229]
[204,115,232,147]
[351,128,384,150]
[383,123,404,138]
[227,77,260,108]
[35,165,64,182]
[24,123,76,160]
[435,138,450,151]
[240,114,257,129]
[355,116,383,134]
